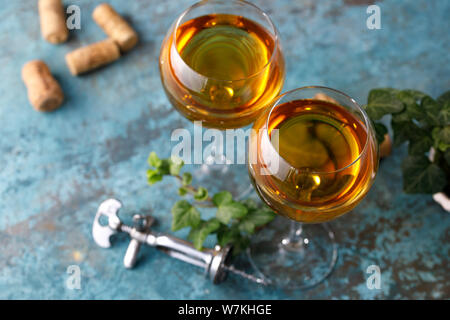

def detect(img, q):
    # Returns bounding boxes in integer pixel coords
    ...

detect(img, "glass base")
[190,158,253,200]
[248,217,338,290]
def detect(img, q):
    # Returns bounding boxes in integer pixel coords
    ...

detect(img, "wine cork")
[65,39,121,75]
[38,0,69,44]
[380,133,392,158]
[92,3,138,52]
[22,60,64,112]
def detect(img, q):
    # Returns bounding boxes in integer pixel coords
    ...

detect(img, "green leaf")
[147,152,162,168]
[405,102,424,120]
[391,91,424,122]
[147,169,163,185]
[238,219,256,234]
[230,235,251,256]
[194,187,209,202]
[237,208,276,235]
[216,202,248,224]
[437,90,450,104]
[408,136,433,155]
[158,159,171,175]
[401,155,447,194]
[244,208,276,227]
[438,126,450,144]
[392,121,426,146]
[212,191,233,207]
[421,96,443,126]
[188,218,221,250]
[237,207,276,235]
[240,199,258,211]
[181,172,192,186]
[178,187,188,196]
[398,89,427,102]
[392,110,411,123]
[373,121,388,144]
[217,228,239,247]
[432,127,450,152]
[445,148,450,166]
[169,156,184,176]
[439,101,450,126]
[365,88,404,120]
[171,200,201,231]
[216,227,250,255]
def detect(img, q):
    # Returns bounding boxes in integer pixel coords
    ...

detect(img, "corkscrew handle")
[92,199,232,284]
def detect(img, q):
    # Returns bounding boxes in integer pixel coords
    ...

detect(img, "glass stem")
[288,220,303,243]
[281,220,304,250]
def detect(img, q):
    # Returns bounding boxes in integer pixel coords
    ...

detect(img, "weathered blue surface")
[0,0,449,299]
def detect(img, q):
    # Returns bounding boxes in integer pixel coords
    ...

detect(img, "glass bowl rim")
[263,85,374,175]
[172,0,280,82]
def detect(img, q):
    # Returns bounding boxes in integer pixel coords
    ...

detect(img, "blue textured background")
[0,0,449,299]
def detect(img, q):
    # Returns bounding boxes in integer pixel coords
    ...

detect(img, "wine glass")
[159,0,285,197]
[247,86,379,289]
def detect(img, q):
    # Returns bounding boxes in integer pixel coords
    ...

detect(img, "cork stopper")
[65,39,121,76]
[38,0,69,44]
[22,60,64,112]
[92,3,138,52]
[379,134,392,158]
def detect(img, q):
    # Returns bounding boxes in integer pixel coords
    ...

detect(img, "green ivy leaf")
[231,235,251,256]
[406,103,424,120]
[194,187,209,202]
[216,202,248,224]
[178,187,188,196]
[438,126,450,145]
[171,200,201,231]
[147,152,162,168]
[240,199,258,211]
[188,218,221,250]
[169,156,184,176]
[422,96,443,126]
[238,219,256,234]
[401,155,447,194]
[392,121,423,146]
[365,88,404,120]
[391,90,424,122]
[182,172,192,186]
[238,208,276,235]
[408,136,433,155]
[217,227,239,247]
[439,101,450,126]
[445,148,450,166]
[147,169,163,185]
[392,110,411,123]
[216,227,250,255]
[398,89,427,102]
[373,121,388,144]
[437,90,450,104]
[212,191,233,207]
[244,208,276,227]
[432,127,450,152]
[158,159,171,175]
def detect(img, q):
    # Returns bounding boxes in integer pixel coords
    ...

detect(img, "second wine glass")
[248,86,379,289]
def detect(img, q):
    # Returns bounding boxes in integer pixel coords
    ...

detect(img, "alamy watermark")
[366,5,381,30]
[170,121,281,176]
[66,5,81,30]
[366,264,381,289]
[66,265,81,290]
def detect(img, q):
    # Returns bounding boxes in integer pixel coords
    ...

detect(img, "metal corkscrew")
[92,199,269,285]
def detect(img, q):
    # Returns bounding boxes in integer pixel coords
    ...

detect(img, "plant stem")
[174,175,214,206]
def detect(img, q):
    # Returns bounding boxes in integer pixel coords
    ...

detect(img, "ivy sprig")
[146,152,276,254]
[364,88,450,195]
